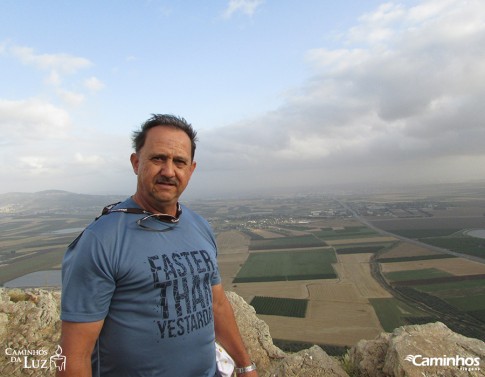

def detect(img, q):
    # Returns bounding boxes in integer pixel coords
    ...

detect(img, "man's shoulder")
[67,198,133,249]
[78,198,133,233]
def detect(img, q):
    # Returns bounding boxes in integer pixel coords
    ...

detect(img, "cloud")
[74,152,105,165]
[9,45,92,75]
[84,76,105,92]
[56,90,85,106]
[222,0,263,19]
[0,98,71,142]
[196,0,485,192]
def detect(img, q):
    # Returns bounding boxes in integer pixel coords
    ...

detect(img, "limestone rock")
[225,290,286,372]
[0,288,61,377]
[350,332,391,377]
[2,288,485,377]
[268,345,349,377]
[350,322,485,377]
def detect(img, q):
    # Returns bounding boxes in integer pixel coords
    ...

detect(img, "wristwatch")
[235,362,257,374]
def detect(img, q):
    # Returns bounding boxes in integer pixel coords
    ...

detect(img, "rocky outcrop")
[1,289,62,376]
[1,288,484,376]
[350,322,485,377]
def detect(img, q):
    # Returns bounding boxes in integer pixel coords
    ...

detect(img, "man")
[59,114,258,377]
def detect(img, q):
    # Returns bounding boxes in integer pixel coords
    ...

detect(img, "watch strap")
[235,362,257,374]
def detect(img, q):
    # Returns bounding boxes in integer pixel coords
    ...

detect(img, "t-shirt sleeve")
[207,226,222,286]
[61,228,116,322]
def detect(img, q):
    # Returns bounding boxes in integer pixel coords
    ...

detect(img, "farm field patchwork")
[0,215,91,285]
[413,279,485,322]
[380,257,485,276]
[233,249,337,283]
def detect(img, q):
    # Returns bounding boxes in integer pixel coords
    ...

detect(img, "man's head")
[130,114,198,215]
[132,114,198,161]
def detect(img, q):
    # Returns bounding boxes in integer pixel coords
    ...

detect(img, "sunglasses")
[100,202,181,231]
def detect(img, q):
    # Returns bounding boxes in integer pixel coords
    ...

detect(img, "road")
[334,198,485,265]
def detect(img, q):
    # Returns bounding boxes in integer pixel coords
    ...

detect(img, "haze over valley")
[2,182,485,349]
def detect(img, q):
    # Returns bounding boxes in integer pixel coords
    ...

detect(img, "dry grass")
[218,233,390,346]
[381,242,441,258]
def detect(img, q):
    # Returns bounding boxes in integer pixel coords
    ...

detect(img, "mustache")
[156,176,178,186]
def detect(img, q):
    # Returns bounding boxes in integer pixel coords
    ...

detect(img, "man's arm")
[212,284,258,377]
[57,320,104,377]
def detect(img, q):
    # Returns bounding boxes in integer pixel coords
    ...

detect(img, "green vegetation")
[369,297,431,331]
[445,294,485,311]
[418,237,485,258]
[336,245,388,254]
[378,254,456,263]
[414,278,485,323]
[384,268,453,282]
[233,249,337,283]
[249,235,326,250]
[416,278,485,293]
[250,296,308,318]
[386,229,462,238]
[393,285,485,339]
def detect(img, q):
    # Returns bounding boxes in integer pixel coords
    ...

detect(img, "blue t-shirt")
[61,198,221,377]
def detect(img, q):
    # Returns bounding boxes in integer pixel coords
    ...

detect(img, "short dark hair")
[132,114,198,160]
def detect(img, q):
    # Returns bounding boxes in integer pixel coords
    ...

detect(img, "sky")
[1,0,485,199]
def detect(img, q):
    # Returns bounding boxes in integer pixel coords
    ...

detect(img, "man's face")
[130,126,196,215]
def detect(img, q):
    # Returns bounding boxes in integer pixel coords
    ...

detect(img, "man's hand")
[212,284,258,377]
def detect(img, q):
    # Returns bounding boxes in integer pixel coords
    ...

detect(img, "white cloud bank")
[194,0,485,195]
[1,0,484,197]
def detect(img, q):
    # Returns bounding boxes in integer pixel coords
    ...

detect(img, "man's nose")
[160,159,175,177]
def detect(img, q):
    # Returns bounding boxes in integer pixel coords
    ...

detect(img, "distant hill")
[0,190,127,215]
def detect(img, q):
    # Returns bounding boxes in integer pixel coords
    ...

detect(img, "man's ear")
[130,153,139,175]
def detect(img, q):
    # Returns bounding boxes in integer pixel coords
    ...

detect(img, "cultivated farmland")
[3,184,485,348]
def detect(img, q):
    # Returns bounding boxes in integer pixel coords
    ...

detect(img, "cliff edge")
[1,288,484,376]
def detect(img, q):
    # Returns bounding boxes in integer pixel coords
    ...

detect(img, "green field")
[416,278,485,293]
[386,229,462,238]
[414,279,485,322]
[445,294,485,311]
[384,268,453,282]
[233,249,337,283]
[249,235,326,250]
[336,244,389,254]
[250,296,308,318]
[377,254,456,263]
[418,236,485,258]
[369,297,432,331]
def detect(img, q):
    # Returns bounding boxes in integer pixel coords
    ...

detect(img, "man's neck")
[131,194,177,216]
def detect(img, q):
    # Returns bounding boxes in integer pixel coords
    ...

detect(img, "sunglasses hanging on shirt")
[68,202,182,248]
